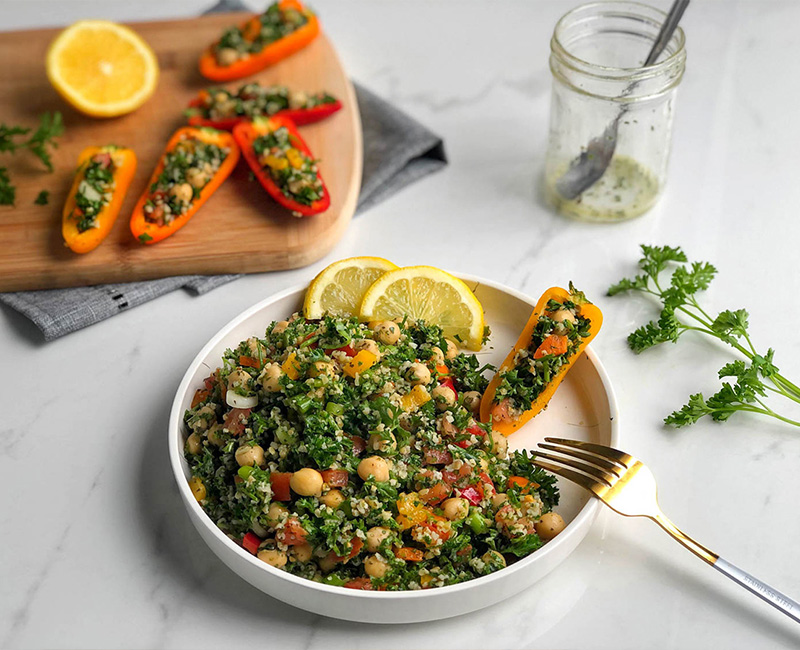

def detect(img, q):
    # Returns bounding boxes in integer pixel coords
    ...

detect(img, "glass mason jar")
[544,2,686,222]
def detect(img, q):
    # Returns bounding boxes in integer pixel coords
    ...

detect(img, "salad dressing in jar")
[544,2,686,222]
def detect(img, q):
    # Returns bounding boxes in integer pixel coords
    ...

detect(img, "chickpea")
[317,555,337,573]
[290,468,324,497]
[405,362,431,386]
[481,550,507,569]
[235,444,265,468]
[309,361,336,379]
[272,320,289,334]
[227,367,253,393]
[186,167,208,189]
[169,182,193,204]
[353,339,380,359]
[320,489,345,509]
[373,320,400,345]
[213,92,229,104]
[365,526,392,552]
[462,391,482,413]
[491,493,508,509]
[367,431,396,453]
[535,512,566,540]
[551,308,577,324]
[431,385,456,411]
[207,423,224,447]
[364,554,390,578]
[216,47,239,66]
[265,502,288,528]
[444,338,459,360]
[490,430,508,459]
[291,543,313,563]
[441,497,470,521]
[259,363,283,392]
[257,549,288,568]
[185,432,202,455]
[288,89,308,109]
[429,346,445,366]
[357,456,390,482]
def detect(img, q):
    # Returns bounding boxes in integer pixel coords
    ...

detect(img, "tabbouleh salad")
[183,314,565,591]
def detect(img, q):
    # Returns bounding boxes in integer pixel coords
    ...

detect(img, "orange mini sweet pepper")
[129,127,239,245]
[480,286,603,436]
[199,0,320,82]
[61,146,137,254]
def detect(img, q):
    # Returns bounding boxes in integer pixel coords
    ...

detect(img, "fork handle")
[713,558,800,624]
[655,514,800,623]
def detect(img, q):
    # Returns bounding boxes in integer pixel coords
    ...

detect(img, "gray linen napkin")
[0,84,446,340]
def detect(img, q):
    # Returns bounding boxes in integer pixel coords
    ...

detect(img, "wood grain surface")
[0,13,362,291]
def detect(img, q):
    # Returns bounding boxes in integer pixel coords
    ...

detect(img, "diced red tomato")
[478,471,495,497]
[203,373,217,392]
[242,532,261,555]
[239,355,262,369]
[418,482,451,505]
[534,334,569,359]
[458,485,483,506]
[455,423,486,449]
[191,388,209,408]
[329,536,363,564]
[438,376,457,398]
[270,472,292,501]
[223,408,251,436]
[344,578,374,590]
[320,469,349,487]
[301,333,319,349]
[347,434,366,456]
[442,463,473,485]
[456,544,473,557]
[277,518,307,546]
[395,547,424,562]
[335,344,356,357]
[91,152,112,168]
[416,520,452,544]
[423,448,453,465]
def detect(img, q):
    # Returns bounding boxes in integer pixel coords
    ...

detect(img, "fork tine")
[539,443,626,477]
[543,437,635,468]
[534,450,616,486]
[532,459,607,496]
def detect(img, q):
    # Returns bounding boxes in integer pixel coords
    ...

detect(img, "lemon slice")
[46,20,159,118]
[359,266,485,350]
[304,256,398,319]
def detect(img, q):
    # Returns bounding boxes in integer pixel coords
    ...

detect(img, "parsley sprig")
[609,245,800,428]
[0,112,64,206]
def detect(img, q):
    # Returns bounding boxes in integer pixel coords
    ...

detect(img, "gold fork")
[534,437,800,624]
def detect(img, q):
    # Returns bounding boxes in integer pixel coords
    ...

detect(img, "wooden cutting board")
[0,13,362,292]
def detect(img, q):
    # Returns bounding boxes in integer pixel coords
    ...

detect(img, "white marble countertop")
[3,1,800,647]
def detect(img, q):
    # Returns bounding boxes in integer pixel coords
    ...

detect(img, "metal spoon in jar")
[554,0,690,201]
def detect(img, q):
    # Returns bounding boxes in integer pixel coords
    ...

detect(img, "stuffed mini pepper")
[233,116,329,217]
[480,285,603,435]
[62,146,137,254]
[130,127,239,244]
[186,83,341,130]
[200,0,319,82]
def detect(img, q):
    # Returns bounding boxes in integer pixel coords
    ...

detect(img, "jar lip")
[552,1,686,80]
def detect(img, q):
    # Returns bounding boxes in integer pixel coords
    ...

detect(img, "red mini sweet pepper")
[232,116,330,216]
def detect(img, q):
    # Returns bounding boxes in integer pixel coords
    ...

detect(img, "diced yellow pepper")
[420,574,433,588]
[285,147,304,169]
[189,476,206,502]
[282,352,301,380]
[261,154,289,171]
[399,384,431,412]
[342,350,378,378]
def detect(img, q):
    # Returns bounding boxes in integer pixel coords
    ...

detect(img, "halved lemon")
[359,266,485,350]
[304,256,398,319]
[46,20,159,118]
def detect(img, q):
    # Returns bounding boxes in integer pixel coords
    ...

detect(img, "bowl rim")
[168,273,620,601]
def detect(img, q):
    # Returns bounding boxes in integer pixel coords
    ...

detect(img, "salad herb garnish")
[609,245,800,428]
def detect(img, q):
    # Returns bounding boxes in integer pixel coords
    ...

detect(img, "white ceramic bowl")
[169,274,619,623]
